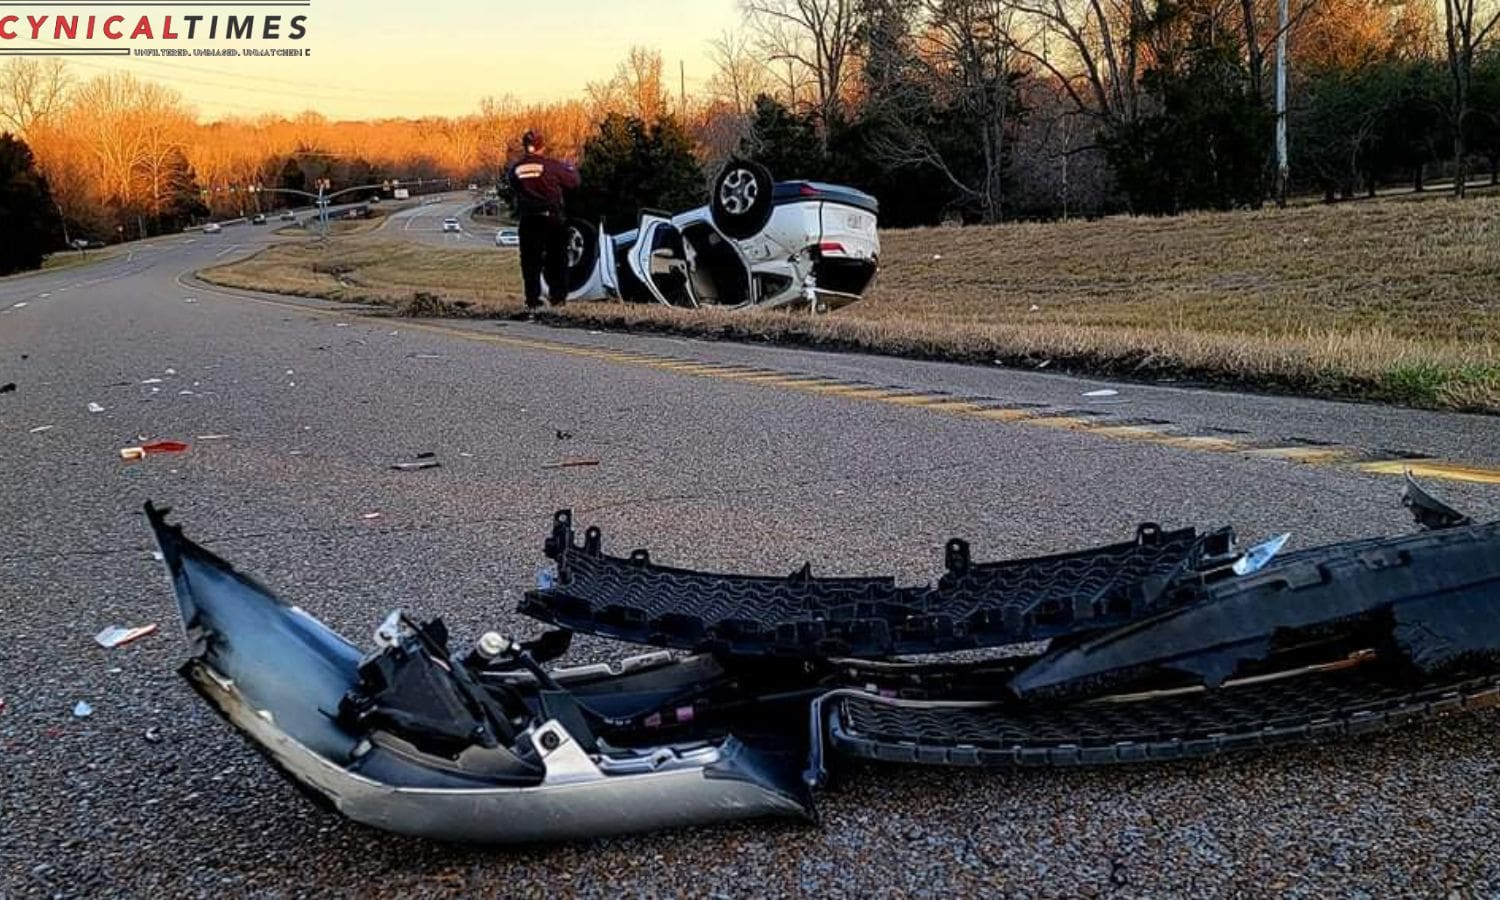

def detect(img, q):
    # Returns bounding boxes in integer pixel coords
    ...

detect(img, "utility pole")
[680,60,686,115]
[1274,0,1290,206]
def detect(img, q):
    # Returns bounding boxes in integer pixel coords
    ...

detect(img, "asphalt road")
[376,194,504,247]
[3,230,1500,897]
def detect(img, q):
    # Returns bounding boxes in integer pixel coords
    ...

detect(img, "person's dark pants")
[518,212,569,307]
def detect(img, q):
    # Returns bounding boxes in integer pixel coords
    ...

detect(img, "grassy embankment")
[200,193,1500,412]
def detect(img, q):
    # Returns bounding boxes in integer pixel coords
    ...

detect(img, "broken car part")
[146,503,813,844]
[521,510,1235,658]
[149,479,1500,844]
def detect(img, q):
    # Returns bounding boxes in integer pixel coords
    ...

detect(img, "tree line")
[2,0,1498,274]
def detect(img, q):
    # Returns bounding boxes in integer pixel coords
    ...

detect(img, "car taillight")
[818,242,845,255]
[799,184,820,197]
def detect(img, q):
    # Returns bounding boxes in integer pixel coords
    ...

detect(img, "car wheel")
[563,219,600,292]
[709,160,774,240]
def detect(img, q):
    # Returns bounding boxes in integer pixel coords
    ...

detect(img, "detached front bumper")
[147,504,812,845]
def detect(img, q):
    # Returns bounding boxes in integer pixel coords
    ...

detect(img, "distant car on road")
[495,228,519,248]
[442,217,461,233]
[203,223,222,234]
[251,214,267,225]
[280,211,296,221]
[368,196,381,204]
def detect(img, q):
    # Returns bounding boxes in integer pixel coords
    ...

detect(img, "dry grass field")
[200,193,1500,412]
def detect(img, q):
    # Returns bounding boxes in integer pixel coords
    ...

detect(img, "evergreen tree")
[158,148,209,231]
[573,114,704,227]
[0,132,63,275]
[739,95,827,180]
[1104,17,1272,213]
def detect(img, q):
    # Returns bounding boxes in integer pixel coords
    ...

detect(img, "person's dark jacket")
[506,152,580,217]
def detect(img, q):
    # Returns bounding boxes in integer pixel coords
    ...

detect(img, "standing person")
[507,130,581,309]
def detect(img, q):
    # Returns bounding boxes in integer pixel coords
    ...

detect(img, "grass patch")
[200,237,521,307]
[201,194,1500,413]
[32,248,125,274]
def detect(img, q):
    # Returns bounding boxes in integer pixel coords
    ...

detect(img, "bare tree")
[587,47,672,122]
[863,0,1023,223]
[707,30,772,115]
[1443,0,1500,195]
[743,0,858,129]
[0,58,71,135]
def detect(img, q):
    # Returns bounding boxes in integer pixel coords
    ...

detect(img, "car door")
[674,210,756,308]
[597,221,620,298]
[628,213,697,308]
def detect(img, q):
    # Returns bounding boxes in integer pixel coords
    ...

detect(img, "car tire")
[709,160,774,240]
[563,219,601,293]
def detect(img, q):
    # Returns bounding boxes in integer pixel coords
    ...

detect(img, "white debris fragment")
[12,302,27,309]
[1083,389,1119,398]
[1029,305,1040,312]
[87,402,104,414]
[28,425,54,434]
[72,701,93,718]
[141,378,163,385]
[362,512,382,520]
[94,624,158,649]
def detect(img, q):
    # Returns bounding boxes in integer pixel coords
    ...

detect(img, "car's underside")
[147,476,1500,845]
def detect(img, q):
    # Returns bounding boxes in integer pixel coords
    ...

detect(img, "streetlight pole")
[1274,0,1290,206]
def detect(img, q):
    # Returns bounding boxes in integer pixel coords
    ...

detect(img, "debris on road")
[196,434,230,441]
[72,701,93,719]
[143,477,1500,846]
[94,624,159,649]
[87,402,105,414]
[0,382,14,394]
[141,378,163,385]
[555,430,574,441]
[183,297,197,304]
[119,440,191,461]
[392,452,441,472]
[1083,389,1119,398]
[542,458,600,470]
[361,512,382,520]
[28,425,53,434]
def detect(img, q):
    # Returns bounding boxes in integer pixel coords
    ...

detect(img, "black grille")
[518,511,1232,659]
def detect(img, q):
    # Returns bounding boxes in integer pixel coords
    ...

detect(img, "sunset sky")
[29,0,742,120]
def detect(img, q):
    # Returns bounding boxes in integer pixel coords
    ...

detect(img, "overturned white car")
[547,160,880,311]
